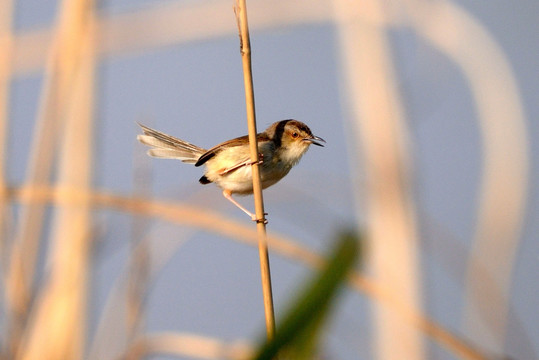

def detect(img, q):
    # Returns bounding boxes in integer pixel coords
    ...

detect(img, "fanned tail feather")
[137,123,207,164]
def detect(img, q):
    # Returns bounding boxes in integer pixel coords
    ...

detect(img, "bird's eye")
[291,132,299,138]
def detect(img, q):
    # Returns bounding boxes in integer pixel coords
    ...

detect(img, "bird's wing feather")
[195,133,270,167]
[147,148,198,163]
[195,135,248,167]
[138,123,206,153]
[137,123,207,163]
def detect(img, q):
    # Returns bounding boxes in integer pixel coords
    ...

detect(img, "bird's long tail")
[137,123,207,164]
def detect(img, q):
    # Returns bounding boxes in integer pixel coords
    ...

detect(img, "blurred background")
[1,0,538,359]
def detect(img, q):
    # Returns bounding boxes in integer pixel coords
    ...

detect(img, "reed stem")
[234,0,276,339]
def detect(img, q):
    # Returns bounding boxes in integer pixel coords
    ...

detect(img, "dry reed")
[8,183,486,360]
[401,0,529,353]
[10,1,335,77]
[123,332,252,360]
[15,3,96,360]
[6,0,95,358]
[333,1,424,359]
[234,0,276,339]
[125,147,154,350]
[0,0,14,310]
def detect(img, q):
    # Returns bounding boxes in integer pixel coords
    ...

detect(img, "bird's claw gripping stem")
[250,153,264,166]
[251,213,269,224]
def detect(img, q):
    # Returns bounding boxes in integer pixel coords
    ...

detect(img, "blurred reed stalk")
[123,332,252,359]
[401,0,529,354]
[0,3,14,334]
[9,182,487,359]
[234,0,276,339]
[333,1,424,359]
[125,148,153,351]
[9,1,334,78]
[8,0,96,358]
[0,0,13,220]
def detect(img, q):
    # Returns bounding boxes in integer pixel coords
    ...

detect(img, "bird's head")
[265,119,325,164]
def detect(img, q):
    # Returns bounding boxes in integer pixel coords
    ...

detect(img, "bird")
[137,119,325,220]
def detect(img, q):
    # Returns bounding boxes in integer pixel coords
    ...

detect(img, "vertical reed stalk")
[0,0,13,214]
[402,2,528,351]
[6,0,94,357]
[126,155,152,347]
[16,1,95,358]
[333,1,423,359]
[0,3,14,356]
[234,0,276,339]
[0,0,13,286]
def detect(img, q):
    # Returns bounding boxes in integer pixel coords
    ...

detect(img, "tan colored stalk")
[125,158,152,349]
[16,1,96,359]
[0,0,13,224]
[6,0,94,357]
[0,0,13,300]
[124,332,252,360]
[400,1,528,352]
[234,0,275,339]
[333,1,424,359]
[10,1,336,76]
[9,183,486,359]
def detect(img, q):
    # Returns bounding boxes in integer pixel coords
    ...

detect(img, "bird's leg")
[250,152,264,166]
[222,190,267,223]
[222,189,255,220]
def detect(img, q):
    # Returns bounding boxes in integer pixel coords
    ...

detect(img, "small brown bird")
[137,119,325,220]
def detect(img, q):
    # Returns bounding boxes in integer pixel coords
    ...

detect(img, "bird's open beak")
[303,135,326,147]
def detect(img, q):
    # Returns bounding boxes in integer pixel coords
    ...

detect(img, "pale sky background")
[6,0,539,359]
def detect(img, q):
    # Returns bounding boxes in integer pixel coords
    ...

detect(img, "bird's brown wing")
[194,133,270,167]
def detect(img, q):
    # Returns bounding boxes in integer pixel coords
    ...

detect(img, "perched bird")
[137,119,325,220]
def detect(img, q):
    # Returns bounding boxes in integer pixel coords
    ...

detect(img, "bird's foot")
[250,153,264,166]
[251,213,269,224]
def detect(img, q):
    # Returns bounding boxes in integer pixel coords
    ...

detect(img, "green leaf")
[252,229,361,360]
